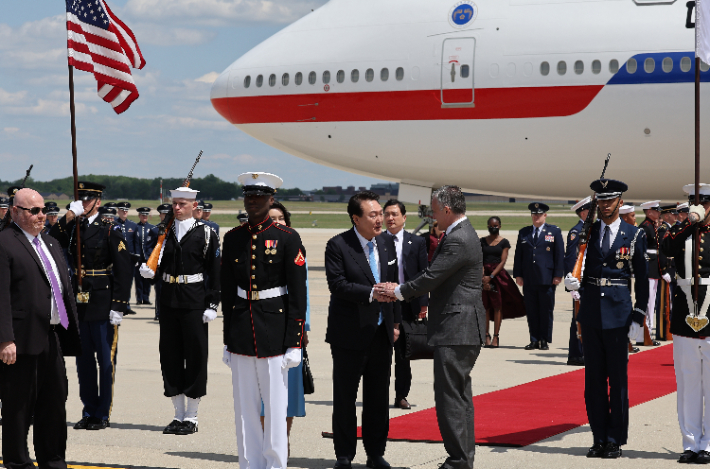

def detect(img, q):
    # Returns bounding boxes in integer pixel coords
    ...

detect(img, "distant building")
[39,192,70,200]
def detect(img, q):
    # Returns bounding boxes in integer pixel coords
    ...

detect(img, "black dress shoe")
[524,341,539,350]
[601,443,622,458]
[365,456,391,469]
[393,397,411,409]
[567,357,585,366]
[124,309,136,316]
[334,457,352,469]
[630,346,640,353]
[86,418,110,430]
[678,450,698,463]
[539,340,549,350]
[696,450,710,464]
[635,342,645,346]
[74,417,90,430]
[586,443,605,458]
[143,300,152,305]
[176,421,198,435]
[652,340,661,346]
[163,419,183,434]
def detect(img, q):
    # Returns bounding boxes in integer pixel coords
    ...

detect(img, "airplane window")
[644,58,655,73]
[351,69,359,82]
[282,73,289,86]
[396,67,404,80]
[681,57,692,72]
[295,72,303,85]
[626,58,637,74]
[366,68,374,82]
[323,71,331,84]
[574,61,584,75]
[592,60,601,74]
[381,68,389,81]
[662,57,673,73]
[256,75,263,87]
[609,59,619,74]
[269,74,276,87]
[702,61,710,72]
[337,70,345,84]
[244,76,251,88]
[540,61,550,76]
[309,71,316,85]
[557,61,567,75]
[461,65,470,78]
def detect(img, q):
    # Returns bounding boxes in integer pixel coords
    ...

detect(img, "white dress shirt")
[600,217,621,250]
[354,227,379,303]
[17,225,62,325]
[390,229,405,284]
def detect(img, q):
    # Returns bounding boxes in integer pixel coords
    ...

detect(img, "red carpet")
[323,344,677,447]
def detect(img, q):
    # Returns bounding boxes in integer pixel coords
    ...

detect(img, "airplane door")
[441,38,475,108]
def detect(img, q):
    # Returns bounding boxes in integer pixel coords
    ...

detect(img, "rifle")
[145,150,203,273]
[0,164,33,232]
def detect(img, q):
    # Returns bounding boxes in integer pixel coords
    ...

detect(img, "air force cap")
[203,202,213,212]
[136,207,151,215]
[0,196,9,209]
[683,183,710,203]
[571,196,592,213]
[528,202,549,214]
[44,202,59,215]
[196,200,205,210]
[157,203,171,214]
[237,172,283,196]
[590,178,627,200]
[116,202,131,211]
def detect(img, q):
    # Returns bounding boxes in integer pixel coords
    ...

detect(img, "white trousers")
[674,335,710,453]
[230,354,289,469]
[646,278,658,333]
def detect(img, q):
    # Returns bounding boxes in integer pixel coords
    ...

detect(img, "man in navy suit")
[564,197,591,366]
[325,191,401,469]
[513,203,565,350]
[565,178,649,459]
[383,199,428,410]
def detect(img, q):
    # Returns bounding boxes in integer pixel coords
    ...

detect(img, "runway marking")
[0,462,176,469]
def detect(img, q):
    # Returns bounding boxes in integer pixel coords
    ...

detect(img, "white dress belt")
[677,278,710,286]
[237,286,287,301]
[646,249,658,254]
[162,273,204,284]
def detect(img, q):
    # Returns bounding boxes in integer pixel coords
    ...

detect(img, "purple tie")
[32,237,69,330]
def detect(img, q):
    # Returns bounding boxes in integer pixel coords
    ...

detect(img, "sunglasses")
[16,206,50,215]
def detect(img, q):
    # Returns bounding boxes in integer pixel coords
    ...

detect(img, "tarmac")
[0,229,684,469]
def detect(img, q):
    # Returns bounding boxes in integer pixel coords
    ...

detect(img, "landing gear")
[412,205,434,235]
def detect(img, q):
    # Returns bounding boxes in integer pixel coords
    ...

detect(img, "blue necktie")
[367,241,383,325]
[602,226,611,256]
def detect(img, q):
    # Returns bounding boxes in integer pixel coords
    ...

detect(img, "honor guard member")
[661,184,710,464]
[677,203,689,224]
[221,172,307,469]
[99,206,117,223]
[657,204,678,340]
[564,197,592,366]
[139,186,221,435]
[201,202,220,236]
[42,202,60,234]
[192,199,204,221]
[134,207,158,305]
[49,181,133,430]
[513,203,565,351]
[116,202,139,315]
[639,201,665,346]
[153,203,172,321]
[564,178,649,459]
[0,195,9,219]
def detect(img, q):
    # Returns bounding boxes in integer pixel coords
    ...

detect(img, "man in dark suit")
[513,203,565,350]
[383,199,428,410]
[0,188,81,469]
[325,191,401,469]
[379,185,486,469]
[565,178,649,459]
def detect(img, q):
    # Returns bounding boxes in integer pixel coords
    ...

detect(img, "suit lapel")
[345,229,376,284]
[402,231,411,262]
[12,226,48,285]
[376,234,388,283]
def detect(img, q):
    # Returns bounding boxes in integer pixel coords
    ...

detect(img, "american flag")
[65,0,146,114]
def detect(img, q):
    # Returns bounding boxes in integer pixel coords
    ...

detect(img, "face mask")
[488,227,499,235]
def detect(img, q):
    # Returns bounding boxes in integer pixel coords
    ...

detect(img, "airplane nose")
[211,69,232,122]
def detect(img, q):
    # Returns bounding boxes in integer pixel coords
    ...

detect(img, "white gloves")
[662,273,672,284]
[564,273,581,291]
[628,321,643,342]
[69,200,84,217]
[222,345,231,367]
[282,348,302,370]
[202,309,217,323]
[690,204,705,223]
[109,310,123,325]
[570,291,580,301]
[139,263,155,279]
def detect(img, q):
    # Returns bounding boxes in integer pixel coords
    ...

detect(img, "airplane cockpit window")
[644,58,655,73]
[282,73,289,86]
[269,74,276,87]
[540,62,550,76]
[396,67,404,81]
[295,72,303,85]
[337,70,345,83]
[351,69,360,82]
[460,65,470,78]
[244,76,251,88]
[626,58,637,74]
[592,60,601,74]
[609,60,619,74]
[323,71,331,84]
[662,58,673,73]
[681,57,691,72]
[557,61,567,75]
[308,71,316,85]
[366,68,374,82]
[381,68,389,81]
[256,75,263,87]
[574,61,584,75]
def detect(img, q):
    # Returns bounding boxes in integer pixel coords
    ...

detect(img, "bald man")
[0,189,81,469]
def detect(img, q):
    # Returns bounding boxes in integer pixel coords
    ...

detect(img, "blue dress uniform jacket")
[513,224,565,285]
[564,220,583,275]
[134,221,158,261]
[115,218,138,260]
[221,217,307,358]
[203,219,220,237]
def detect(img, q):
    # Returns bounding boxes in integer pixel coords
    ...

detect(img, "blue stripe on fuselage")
[607,52,710,84]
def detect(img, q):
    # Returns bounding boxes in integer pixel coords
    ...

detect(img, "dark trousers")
[1,330,68,469]
[523,284,556,342]
[568,301,584,360]
[159,306,208,399]
[76,320,118,421]
[581,326,629,445]
[434,345,481,469]
[134,265,151,303]
[330,324,393,460]
[394,332,412,399]
[154,281,162,319]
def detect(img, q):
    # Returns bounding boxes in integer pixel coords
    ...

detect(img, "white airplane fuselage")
[211,0,709,201]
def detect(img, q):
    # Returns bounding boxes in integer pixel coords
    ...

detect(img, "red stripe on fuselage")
[211,85,604,124]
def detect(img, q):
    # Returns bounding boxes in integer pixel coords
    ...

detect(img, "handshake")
[374,282,399,303]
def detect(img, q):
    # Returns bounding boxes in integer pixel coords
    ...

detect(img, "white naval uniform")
[674,335,710,453]
[646,278,658,333]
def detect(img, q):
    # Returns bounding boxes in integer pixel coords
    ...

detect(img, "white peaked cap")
[640,200,661,210]
[619,205,635,214]
[571,196,592,212]
[170,186,199,200]
[683,183,710,195]
[677,202,689,210]
[237,172,283,191]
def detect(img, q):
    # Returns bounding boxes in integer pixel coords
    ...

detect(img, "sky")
[0,0,390,190]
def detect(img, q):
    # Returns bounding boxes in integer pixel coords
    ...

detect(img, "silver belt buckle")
[251,290,260,301]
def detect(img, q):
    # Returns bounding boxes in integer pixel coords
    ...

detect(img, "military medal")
[617,262,624,269]
[686,315,709,332]
[265,240,278,255]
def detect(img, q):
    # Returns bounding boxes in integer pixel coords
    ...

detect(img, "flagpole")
[69,64,83,293]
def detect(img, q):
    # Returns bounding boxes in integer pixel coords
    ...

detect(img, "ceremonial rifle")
[0,164,33,232]
[145,150,203,273]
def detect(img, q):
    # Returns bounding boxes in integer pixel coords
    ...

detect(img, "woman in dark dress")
[481,216,526,347]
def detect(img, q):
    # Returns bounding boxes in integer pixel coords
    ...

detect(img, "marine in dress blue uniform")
[565,178,649,459]
[115,202,138,315]
[134,206,158,305]
[513,203,565,350]
[638,200,664,346]
[153,203,172,321]
[564,197,591,366]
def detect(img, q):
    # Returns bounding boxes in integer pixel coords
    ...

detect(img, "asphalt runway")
[0,229,682,469]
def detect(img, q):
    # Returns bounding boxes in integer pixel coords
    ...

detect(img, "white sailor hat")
[237,172,283,196]
[619,205,635,215]
[571,196,592,213]
[683,183,710,202]
[640,200,661,211]
[170,186,199,200]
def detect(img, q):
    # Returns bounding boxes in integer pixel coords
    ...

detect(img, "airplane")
[210,0,710,204]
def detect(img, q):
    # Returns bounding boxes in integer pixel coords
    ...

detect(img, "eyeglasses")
[16,206,50,215]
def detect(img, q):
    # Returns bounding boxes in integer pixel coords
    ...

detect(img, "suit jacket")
[0,224,81,356]
[399,219,486,346]
[513,223,565,286]
[325,228,402,350]
[387,230,429,320]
